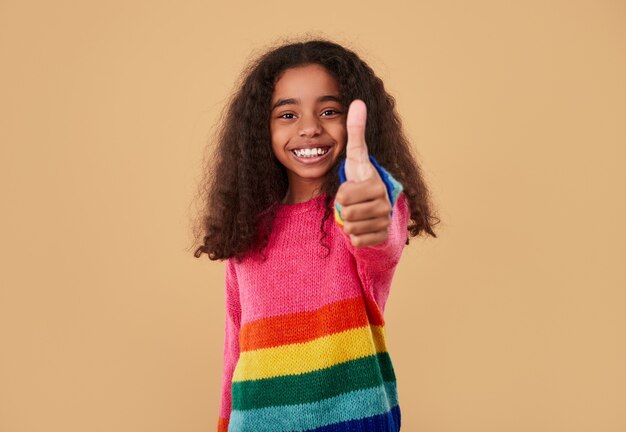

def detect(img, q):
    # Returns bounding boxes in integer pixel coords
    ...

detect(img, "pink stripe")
[235,209,366,325]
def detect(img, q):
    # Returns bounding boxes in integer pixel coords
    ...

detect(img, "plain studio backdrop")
[1,1,625,431]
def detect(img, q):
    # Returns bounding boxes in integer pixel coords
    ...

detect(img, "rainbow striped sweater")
[217,164,408,432]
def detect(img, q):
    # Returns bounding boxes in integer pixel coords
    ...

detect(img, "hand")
[335,100,392,247]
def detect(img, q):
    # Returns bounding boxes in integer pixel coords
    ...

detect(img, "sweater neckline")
[275,193,328,216]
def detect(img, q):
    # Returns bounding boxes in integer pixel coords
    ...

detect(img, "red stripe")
[239,296,382,351]
[363,290,386,327]
[217,417,229,432]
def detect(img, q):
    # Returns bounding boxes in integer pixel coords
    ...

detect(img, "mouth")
[290,146,332,162]
[291,146,331,158]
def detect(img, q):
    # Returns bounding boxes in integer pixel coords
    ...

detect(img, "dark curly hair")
[191,38,439,261]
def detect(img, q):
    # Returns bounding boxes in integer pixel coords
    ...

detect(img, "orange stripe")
[239,296,381,352]
[217,417,228,432]
[363,291,386,327]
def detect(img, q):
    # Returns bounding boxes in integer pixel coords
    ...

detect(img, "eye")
[321,109,341,117]
[278,113,296,119]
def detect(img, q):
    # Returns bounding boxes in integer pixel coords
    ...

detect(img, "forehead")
[272,64,340,100]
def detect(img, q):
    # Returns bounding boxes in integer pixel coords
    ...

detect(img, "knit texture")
[217,171,410,432]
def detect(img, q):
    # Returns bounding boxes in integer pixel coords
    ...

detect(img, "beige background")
[1,0,625,431]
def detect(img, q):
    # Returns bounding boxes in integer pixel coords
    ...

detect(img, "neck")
[282,176,324,204]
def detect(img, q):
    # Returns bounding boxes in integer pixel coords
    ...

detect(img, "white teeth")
[293,147,329,158]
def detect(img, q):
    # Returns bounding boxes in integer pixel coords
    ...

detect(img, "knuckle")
[336,185,350,203]
[375,182,387,196]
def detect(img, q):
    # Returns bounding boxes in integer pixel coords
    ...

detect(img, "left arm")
[334,99,411,314]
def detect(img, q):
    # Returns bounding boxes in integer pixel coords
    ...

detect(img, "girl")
[193,39,439,432]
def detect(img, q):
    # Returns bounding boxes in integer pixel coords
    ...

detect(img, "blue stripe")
[305,404,401,431]
[228,381,398,432]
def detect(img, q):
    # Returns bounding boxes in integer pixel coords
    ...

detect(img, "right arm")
[217,259,241,432]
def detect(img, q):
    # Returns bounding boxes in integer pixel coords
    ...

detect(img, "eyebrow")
[271,95,342,111]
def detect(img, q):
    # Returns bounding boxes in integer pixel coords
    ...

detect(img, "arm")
[217,259,241,432]
[334,100,410,311]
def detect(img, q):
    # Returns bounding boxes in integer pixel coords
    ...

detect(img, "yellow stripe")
[232,324,388,382]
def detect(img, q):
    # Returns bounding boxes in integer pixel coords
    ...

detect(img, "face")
[270,64,346,195]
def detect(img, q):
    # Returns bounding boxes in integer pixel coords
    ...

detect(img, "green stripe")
[232,352,396,410]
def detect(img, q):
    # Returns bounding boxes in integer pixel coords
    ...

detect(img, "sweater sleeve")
[217,259,241,432]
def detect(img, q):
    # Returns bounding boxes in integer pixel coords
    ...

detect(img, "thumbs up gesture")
[335,100,392,247]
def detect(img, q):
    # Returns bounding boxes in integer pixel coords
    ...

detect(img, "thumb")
[345,99,373,181]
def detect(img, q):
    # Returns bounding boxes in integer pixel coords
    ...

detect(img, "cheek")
[270,123,290,146]
[270,127,292,160]
[331,124,347,149]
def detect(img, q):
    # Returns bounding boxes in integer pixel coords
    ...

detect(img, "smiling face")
[270,63,346,203]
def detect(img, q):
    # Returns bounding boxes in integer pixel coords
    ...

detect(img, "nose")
[298,114,322,137]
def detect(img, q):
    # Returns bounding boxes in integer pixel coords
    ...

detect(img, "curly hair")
[191,38,440,261]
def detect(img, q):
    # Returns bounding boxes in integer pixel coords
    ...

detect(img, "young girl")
[193,39,439,432]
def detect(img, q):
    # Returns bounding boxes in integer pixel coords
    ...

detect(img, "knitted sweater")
[217,170,409,432]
